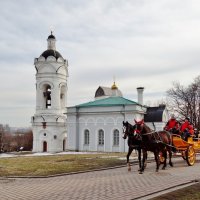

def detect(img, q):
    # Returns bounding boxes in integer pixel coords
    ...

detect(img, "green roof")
[76,97,137,108]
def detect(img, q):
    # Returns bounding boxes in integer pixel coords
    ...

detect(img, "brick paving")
[1,157,200,200]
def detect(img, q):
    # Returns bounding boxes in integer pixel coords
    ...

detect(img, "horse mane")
[126,121,136,129]
[143,123,153,133]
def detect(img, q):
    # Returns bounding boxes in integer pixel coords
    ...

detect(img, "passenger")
[180,117,194,141]
[164,114,179,134]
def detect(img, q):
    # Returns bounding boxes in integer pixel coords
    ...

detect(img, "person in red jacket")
[164,114,179,134]
[180,117,194,141]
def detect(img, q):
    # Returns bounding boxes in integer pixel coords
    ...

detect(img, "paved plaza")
[1,157,200,200]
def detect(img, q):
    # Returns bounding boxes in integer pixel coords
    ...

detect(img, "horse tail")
[162,130,171,144]
[163,130,176,152]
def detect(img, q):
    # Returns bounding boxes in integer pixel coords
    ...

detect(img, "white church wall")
[67,106,145,152]
[67,115,78,151]
[32,123,67,152]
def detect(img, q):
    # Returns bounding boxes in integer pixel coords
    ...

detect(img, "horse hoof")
[128,168,131,172]
[170,163,173,167]
[162,167,165,170]
[139,171,143,174]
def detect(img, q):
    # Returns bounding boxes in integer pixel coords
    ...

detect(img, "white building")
[68,84,149,152]
[31,33,68,153]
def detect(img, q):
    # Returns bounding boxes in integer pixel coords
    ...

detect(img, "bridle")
[124,122,142,140]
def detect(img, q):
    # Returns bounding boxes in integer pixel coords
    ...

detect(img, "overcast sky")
[0,0,199,127]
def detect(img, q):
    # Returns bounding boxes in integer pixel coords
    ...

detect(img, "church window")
[98,129,104,145]
[113,129,119,146]
[84,129,89,145]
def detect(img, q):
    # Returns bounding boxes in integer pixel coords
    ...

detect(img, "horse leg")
[154,150,160,172]
[162,149,167,170]
[138,148,142,172]
[139,149,147,174]
[143,150,148,169]
[168,148,173,167]
[127,147,133,171]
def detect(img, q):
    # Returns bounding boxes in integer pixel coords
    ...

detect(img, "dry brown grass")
[151,183,200,200]
[0,152,126,177]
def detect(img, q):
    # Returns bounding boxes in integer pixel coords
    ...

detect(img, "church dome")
[48,34,56,39]
[111,82,118,90]
[39,32,63,60]
[40,50,63,59]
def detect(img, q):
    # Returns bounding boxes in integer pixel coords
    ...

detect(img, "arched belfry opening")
[43,85,51,109]
[60,85,66,109]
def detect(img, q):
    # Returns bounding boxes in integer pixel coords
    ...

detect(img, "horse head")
[122,121,129,139]
[134,119,144,132]
[122,121,142,141]
[123,121,135,138]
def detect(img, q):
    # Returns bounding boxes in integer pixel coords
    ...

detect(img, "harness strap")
[141,131,155,136]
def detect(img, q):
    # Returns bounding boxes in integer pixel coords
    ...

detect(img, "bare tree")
[0,125,33,152]
[13,130,33,151]
[0,124,4,153]
[167,75,200,129]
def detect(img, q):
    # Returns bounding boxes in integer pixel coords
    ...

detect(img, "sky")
[0,0,199,127]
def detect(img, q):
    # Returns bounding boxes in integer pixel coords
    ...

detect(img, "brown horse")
[134,119,173,173]
[122,121,147,172]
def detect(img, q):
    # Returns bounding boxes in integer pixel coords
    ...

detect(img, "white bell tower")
[31,32,68,153]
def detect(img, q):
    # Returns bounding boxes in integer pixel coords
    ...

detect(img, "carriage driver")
[164,114,179,134]
[180,117,194,141]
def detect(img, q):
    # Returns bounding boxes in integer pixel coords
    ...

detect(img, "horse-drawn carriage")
[122,120,199,173]
[165,134,200,166]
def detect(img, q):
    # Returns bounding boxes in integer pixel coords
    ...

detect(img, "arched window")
[60,85,66,109]
[113,129,119,146]
[84,129,90,145]
[98,129,104,145]
[43,84,51,109]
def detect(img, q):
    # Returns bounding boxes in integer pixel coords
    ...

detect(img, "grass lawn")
[0,152,127,177]
[151,183,200,200]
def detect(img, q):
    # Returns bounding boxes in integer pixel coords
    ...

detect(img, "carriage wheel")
[181,150,186,160]
[186,146,196,166]
[159,151,165,164]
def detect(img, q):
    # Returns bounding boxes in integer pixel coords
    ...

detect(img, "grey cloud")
[0,0,200,127]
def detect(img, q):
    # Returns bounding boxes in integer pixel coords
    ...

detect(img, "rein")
[138,128,164,144]
[140,131,155,136]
